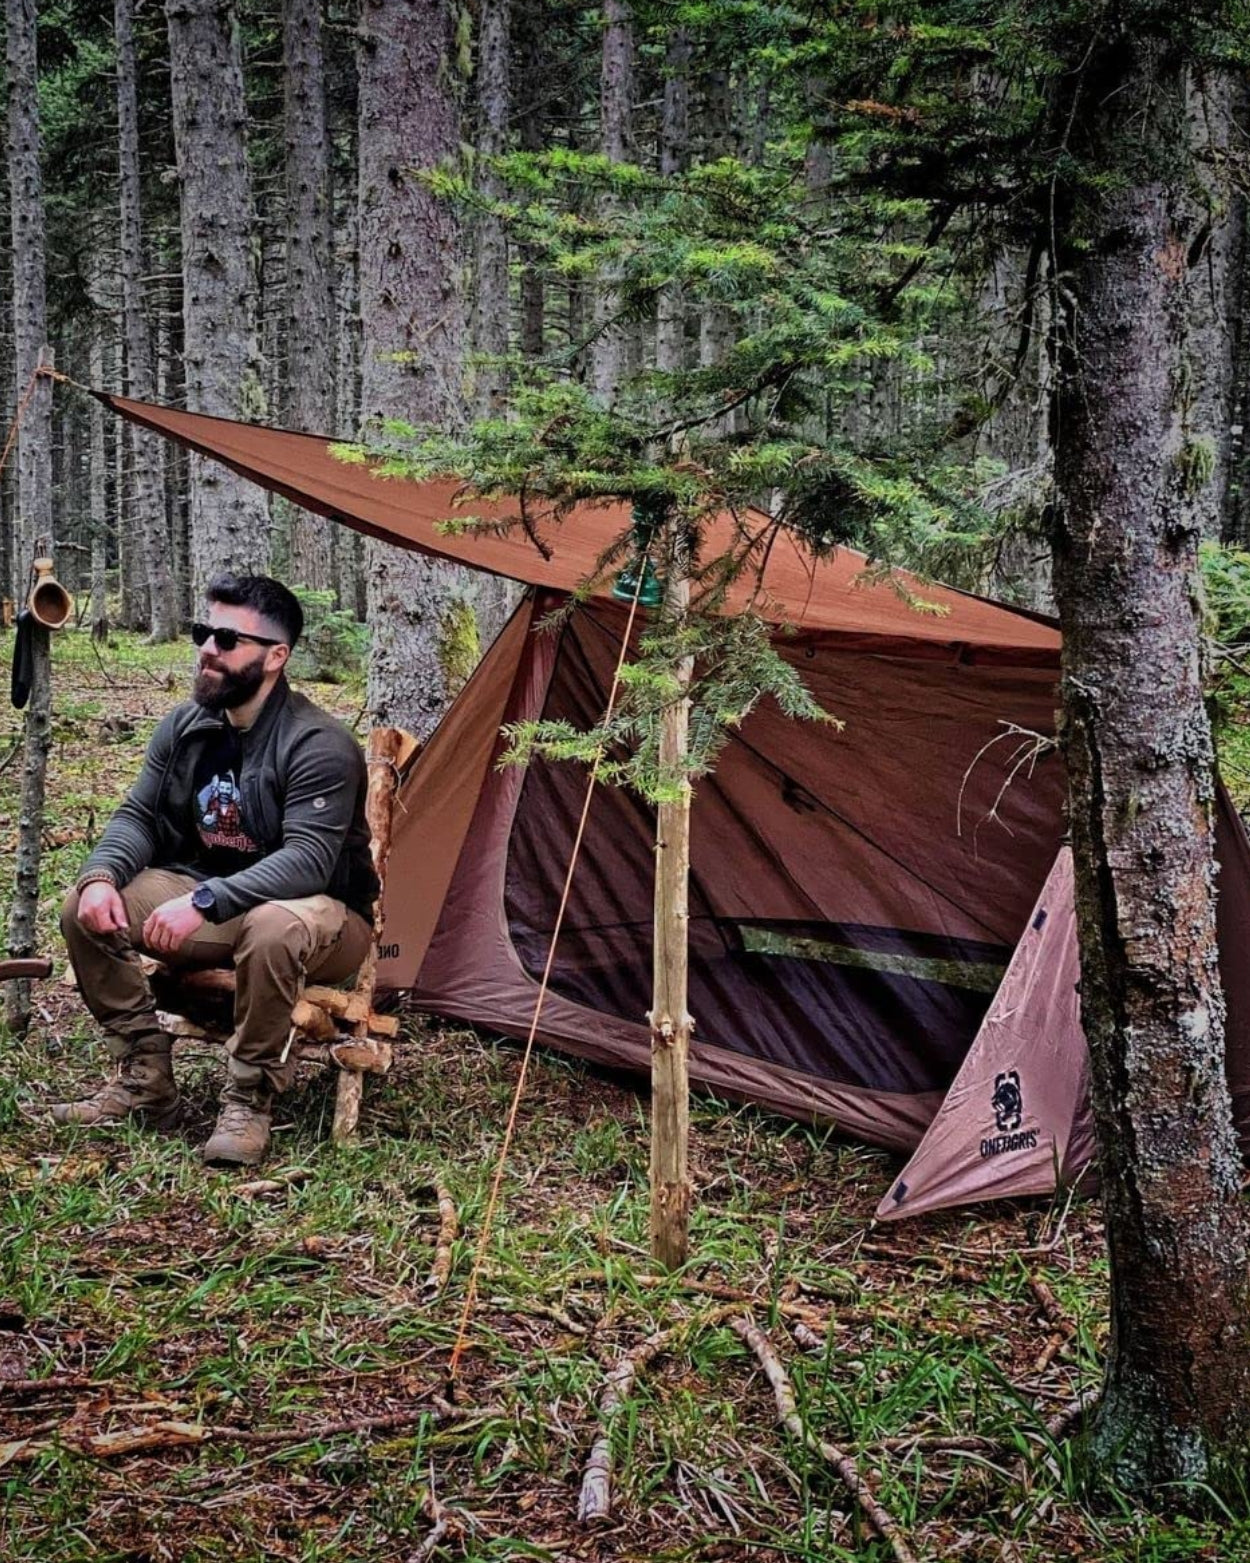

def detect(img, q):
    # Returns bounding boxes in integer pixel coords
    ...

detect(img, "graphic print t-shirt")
[192,725,263,878]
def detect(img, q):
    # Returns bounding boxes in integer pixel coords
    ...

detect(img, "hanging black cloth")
[10,608,34,709]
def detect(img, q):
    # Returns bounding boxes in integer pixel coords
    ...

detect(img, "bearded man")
[56,574,379,1165]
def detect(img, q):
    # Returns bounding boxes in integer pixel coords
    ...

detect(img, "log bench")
[145,725,418,1142]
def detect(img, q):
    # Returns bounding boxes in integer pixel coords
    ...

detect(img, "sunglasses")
[190,622,284,653]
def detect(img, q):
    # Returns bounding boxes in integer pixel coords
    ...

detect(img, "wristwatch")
[190,883,217,922]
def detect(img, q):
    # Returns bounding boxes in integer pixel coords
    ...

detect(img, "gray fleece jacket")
[77,677,379,924]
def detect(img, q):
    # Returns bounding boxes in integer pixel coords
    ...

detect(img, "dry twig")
[423,1185,458,1297]
[578,1303,740,1525]
[731,1315,917,1563]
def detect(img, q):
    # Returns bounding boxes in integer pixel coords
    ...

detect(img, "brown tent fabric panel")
[503,602,1067,1098]
[389,593,1069,1149]
[876,848,1094,1221]
[880,795,1250,1221]
[1216,786,1250,1139]
[99,392,1062,653]
[375,597,539,991]
[400,599,948,1149]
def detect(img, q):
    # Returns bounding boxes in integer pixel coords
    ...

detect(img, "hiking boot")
[51,1037,179,1129]
[203,1076,272,1167]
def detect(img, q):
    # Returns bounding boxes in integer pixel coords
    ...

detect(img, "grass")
[0,625,1247,1560]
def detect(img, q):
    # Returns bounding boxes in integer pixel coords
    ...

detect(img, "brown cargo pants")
[61,869,373,1093]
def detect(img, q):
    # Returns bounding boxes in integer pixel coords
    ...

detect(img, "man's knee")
[60,888,80,941]
[238,902,311,964]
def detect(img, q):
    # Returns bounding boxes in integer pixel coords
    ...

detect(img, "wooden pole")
[649,533,693,1270]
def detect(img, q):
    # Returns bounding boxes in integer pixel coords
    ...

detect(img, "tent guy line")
[448,539,657,1378]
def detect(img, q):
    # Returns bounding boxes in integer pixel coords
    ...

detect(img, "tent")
[98,394,1250,1216]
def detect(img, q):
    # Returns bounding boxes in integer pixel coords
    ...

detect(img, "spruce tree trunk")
[469,0,521,643]
[116,0,177,638]
[166,0,270,604]
[981,243,1053,610]
[516,0,544,360]
[473,0,509,418]
[359,0,477,738]
[589,0,634,403]
[88,324,111,641]
[1187,71,1249,543]
[282,0,335,590]
[1051,29,1250,1494]
[335,192,364,615]
[154,247,186,619]
[6,0,51,582]
[697,58,738,436]
[655,28,690,376]
[4,0,55,1030]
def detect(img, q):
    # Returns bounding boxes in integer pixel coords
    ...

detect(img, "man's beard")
[193,655,267,712]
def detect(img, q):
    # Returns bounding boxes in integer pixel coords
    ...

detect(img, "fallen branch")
[579,1303,740,1526]
[552,1267,836,1329]
[1027,1274,1074,1374]
[213,1399,501,1447]
[0,1399,509,1471]
[423,1185,458,1297]
[0,1374,94,1396]
[731,1315,917,1563]
[0,1418,208,1468]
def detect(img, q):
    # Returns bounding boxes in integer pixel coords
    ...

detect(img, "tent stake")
[649,533,693,1270]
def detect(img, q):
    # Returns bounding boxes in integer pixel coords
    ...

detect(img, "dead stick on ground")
[578,1302,740,1525]
[1011,1389,1099,1490]
[214,1400,504,1447]
[0,1375,94,1396]
[1027,1274,1074,1374]
[730,1315,917,1563]
[423,1184,458,1297]
[550,1267,838,1328]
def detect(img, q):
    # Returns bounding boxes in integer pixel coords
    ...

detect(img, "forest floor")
[0,628,1246,1563]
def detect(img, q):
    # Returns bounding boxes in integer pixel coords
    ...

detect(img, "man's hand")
[141,895,205,956]
[76,880,128,935]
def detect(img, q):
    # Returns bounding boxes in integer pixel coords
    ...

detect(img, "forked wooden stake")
[331,725,418,1141]
[649,541,693,1270]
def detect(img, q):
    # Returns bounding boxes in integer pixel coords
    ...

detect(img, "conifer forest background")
[5,3,1250,1560]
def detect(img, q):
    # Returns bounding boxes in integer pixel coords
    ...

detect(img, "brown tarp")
[96,392,1061,652]
[98,394,1250,1198]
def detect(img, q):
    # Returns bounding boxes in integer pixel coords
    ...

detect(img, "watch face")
[192,886,214,912]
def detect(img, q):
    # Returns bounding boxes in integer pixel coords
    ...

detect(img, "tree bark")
[516,0,544,361]
[335,188,364,616]
[5,0,52,581]
[359,0,477,738]
[116,0,177,638]
[473,0,510,419]
[1186,71,1250,544]
[589,0,634,404]
[88,321,111,641]
[469,0,522,643]
[1051,27,1250,1494]
[282,0,335,590]
[655,27,690,377]
[698,63,735,380]
[165,0,270,604]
